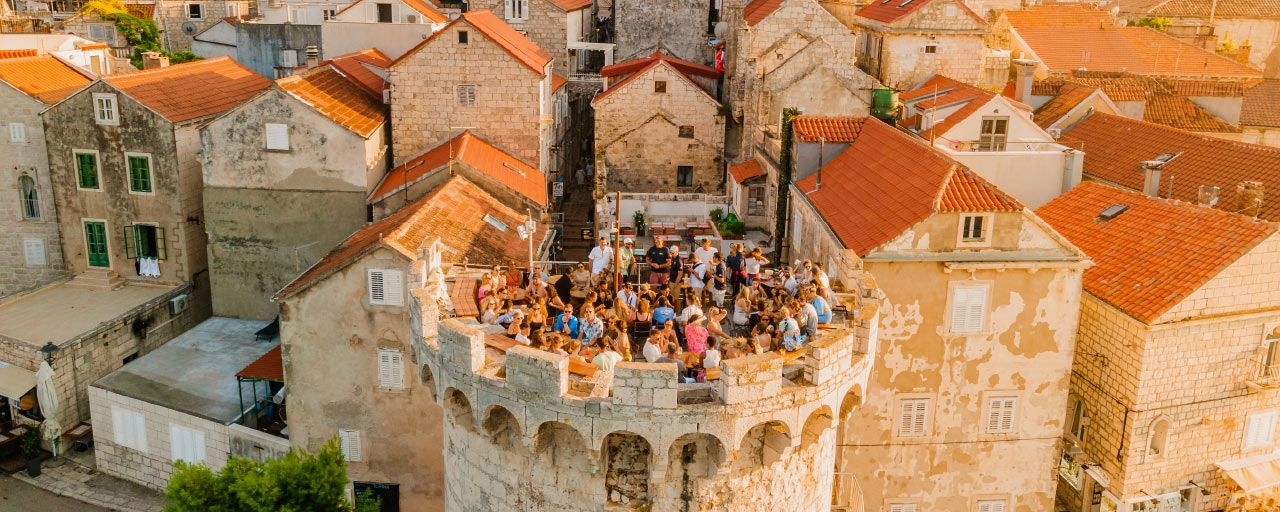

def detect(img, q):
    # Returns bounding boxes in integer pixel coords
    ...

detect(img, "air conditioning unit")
[169,294,190,315]
[1048,128,1062,139]
[406,14,418,23]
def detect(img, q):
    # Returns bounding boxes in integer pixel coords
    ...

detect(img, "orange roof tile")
[325,48,391,97]
[1010,24,1261,79]
[0,55,93,104]
[1242,79,1280,127]
[104,56,271,123]
[743,0,783,26]
[792,116,866,142]
[552,73,568,92]
[236,346,283,381]
[277,176,542,299]
[334,0,447,23]
[1033,71,1241,132]
[394,10,551,76]
[371,130,547,206]
[277,66,386,138]
[1144,93,1240,133]
[1115,0,1280,18]
[548,0,592,10]
[793,117,1021,256]
[1059,113,1280,221]
[1003,4,1116,29]
[1036,181,1275,323]
[0,49,38,59]
[728,160,765,183]
[125,2,155,18]
[856,0,984,25]
[1033,82,1096,129]
[901,75,1016,141]
[594,51,720,104]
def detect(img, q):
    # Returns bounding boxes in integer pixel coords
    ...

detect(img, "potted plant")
[21,427,42,477]
[633,210,647,237]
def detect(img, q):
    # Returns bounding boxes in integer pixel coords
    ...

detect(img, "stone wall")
[227,423,292,463]
[844,0,987,89]
[468,0,571,77]
[89,386,232,490]
[613,0,712,64]
[155,0,253,51]
[0,84,67,297]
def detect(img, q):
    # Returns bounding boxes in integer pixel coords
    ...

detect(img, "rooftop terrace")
[0,281,176,346]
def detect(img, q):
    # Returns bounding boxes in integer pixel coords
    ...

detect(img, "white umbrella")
[35,361,60,456]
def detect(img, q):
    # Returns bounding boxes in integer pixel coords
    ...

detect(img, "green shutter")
[122,225,137,259]
[77,153,98,189]
[128,155,151,192]
[155,226,167,260]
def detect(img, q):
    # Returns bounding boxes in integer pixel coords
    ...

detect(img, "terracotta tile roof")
[900,75,1028,141]
[792,116,867,142]
[594,51,720,104]
[449,278,480,317]
[334,0,447,23]
[548,0,592,11]
[0,49,38,59]
[394,10,550,76]
[856,0,984,25]
[1033,82,1096,128]
[552,73,568,92]
[236,346,283,382]
[1116,0,1280,18]
[1003,4,1117,28]
[0,55,93,104]
[125,2,155,18]
[1059,113,1280,221]
[277,66,386,138]
[104,56,271,123]
[1242,79,1280,127]
[370,130,546,206]
[325,48,391,97]
[1169,80,1247,97]
[277,176,542,299]
[794,117,1021,256]
[1010,24,1261,79]
[743,0,783,26]
[1144,93,1240,133]
[1035,71,1240,132]
[1036,181,1275,323]
[728,160,765,183]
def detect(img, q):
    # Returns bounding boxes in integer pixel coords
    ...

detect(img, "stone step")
[66,268,126,291]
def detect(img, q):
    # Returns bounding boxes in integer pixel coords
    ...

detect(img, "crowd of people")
[475,237,837,383]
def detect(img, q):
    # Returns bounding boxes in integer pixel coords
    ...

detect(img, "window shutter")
[950,284,988,334]
[898,398,929,437]
[503,0,512,19]
[986,397,1016,434]
[155,226,167,260]
[978,500,1006,512]
[382,270,404,305]
[377,349,404,389]
[123,225,137,259]
[889,504,917,512]
[368,270,386,304]
[339,429,362,461]
[169,424,206,463]
[9,122,25,143]
[265,123,290,150]
[1247,413,1278,448]
[23,239,45,266]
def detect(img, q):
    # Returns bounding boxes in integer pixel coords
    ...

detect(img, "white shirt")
[643,341,662,363]
[689,262,708,288]
[515,333,531,345]
[588,245,614,274]
[617,289,637,308]
[694,246,717,267]
[702,348,721,369]
[783,276,798,296]
[593,350,624,372]
[745,256,763,274]
[680,305,703,324]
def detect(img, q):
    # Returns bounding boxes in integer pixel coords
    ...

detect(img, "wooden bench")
[485,334,599,378]
[704,348,807,381]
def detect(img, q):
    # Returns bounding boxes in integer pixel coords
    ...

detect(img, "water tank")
[871,88,896,125]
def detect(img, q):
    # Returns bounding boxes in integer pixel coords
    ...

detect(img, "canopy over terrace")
[236,345,284,428]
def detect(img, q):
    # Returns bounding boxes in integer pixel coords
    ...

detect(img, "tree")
[1129,16,1171,31]
[78,0,202,69]
[164,438,380,512]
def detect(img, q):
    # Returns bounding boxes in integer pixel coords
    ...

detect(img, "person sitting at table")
[592,338,624,372]
[642,333,663,363]
[679,297,704,329]
[490,266,507,296]
[553,308,579,339]
[495,304,520,327]
[638,283,658,305]
[752,322,775,352]
[732,290,751,328]
[654,343,688,382]
[812,262,832,300]
[777,307,807,351]
[652,297,676,325]
[527,273,550,301]
[703,338,722,370]
[608,323,632,361]
[513,319,532,345]
[548,335,569,356]
[578,306,605,345]
[617,282,638,309]
[782,267,800,296]
[724,337,746,359]
[684,314,710,354]
[528,304,547,332]
[505,260,525,289]
[682,345,704,381]
[633,298,653,324]
[744,246,767,284]
[649,319,678,354]
[570,262,592,300]
[809,288,833,325]
[477,272,494,301]
[797,298,820,337]
[547,292,568,317]
[480,297,500,324]
[529,329,545,350]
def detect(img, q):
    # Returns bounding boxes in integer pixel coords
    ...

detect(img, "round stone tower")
[410,279,881,511]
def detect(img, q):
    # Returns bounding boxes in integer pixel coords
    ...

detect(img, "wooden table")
[485,334,599,378]
[704,348,807,381]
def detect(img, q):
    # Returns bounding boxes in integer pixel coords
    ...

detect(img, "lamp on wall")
[1187,480,1211,496]
[40,342,58,363]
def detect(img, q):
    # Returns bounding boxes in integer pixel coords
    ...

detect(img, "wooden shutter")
[123,225,137,259]
[372,269,404,306]
[986,397,1016,434]
[339,429,362,461]
[378,349,404,389]
[898,399,929,437]
[949,283,988,334]
[1246,413,1277,448]
[977,500,1006,512]
[155,226,167,260]
[368,269,386,304]
[265,123,290,150]
[503,0,512,19]
[889,504,917,512]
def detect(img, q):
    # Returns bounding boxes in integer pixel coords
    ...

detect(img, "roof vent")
[1098,204,1129,221]
[483,214,508,231]
[1153,153,1177,163]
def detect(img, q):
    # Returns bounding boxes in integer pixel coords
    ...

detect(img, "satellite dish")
[1109,6,1119,17]
[181,21,197,35]
[714,21,728,39]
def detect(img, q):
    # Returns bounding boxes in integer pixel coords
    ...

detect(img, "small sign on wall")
[23,239,44,266]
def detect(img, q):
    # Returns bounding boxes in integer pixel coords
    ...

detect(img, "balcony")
[946,140,1071,153]
[1245,359,1280,392]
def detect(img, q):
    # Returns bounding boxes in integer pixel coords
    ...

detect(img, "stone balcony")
[1245,359,1280,392]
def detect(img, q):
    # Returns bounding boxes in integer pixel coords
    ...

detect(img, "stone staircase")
[67,268,126,291]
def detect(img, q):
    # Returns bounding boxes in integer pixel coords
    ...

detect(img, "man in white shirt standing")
[587,236,614,285]
[693,237,718,268]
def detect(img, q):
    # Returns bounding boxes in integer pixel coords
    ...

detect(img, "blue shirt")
[581,318,604,341]
[554,313,579,338]
[652,306,676,325]
[812,296,832,324]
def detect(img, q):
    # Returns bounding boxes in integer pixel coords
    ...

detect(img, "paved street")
[0,474,109,512]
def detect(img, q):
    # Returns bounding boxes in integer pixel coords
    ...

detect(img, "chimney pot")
[1141,160,1164,197]
[1236,181,1265,218]
[1198,185,1221,207]
[1013,58,1036,105]
[141,51,169,69]
[305,45,320,68]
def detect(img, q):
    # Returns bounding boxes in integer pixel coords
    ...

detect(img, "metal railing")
[1249,359,1280,387]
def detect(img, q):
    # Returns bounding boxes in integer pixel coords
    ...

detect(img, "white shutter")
[949,283,989,334]
[898,398,929,437]
[889,504,918,512]
[368,269,386,304]
[986,397,1017,434]
[1246,412,1278,448]
[169,423,207,463]
[377,348,404,389]
[23,239,45,266]
[503,0,512,19]
[112,407,147,452]
[978,499,1007,512]
[339,429,362,461]
[8,122,25,143]
[265,123,290,150]
[368,269,403,306]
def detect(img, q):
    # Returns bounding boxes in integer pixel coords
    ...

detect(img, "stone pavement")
[12,448,163,512]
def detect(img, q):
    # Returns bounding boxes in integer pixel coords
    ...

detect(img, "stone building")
[321,0,448,60]
[840,0,987,90]
[153,0,254,51]
[191,19,323,79]
[55,2,151,73]
[388,9,555,175]
[592,50,723,193]
[1108,0,1280,70]
[613,0,716,63]
[1038,182,1280,512]
[41,56,270,294]
[274,175,546,512]
[200,51,389,320]
[785,117,1089,511]
[0,55,91,297]
[466,0,592,77]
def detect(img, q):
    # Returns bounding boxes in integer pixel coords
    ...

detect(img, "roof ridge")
[104,55,230,81]
[1084,112,1280,155]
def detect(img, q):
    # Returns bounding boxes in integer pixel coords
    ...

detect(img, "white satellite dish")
[714,21,728,39]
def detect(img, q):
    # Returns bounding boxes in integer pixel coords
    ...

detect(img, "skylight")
[483,214,508,231]
[1098,204,1129,221]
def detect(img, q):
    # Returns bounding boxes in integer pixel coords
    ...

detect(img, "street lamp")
[517,216,538,275]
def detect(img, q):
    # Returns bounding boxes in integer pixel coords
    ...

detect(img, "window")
[678,125,694,138]
[75,151,100,189]
[747,185,765,216]
[1147,418,1169,458]
[227,3,240,17]
[1058,451,1083,489]
[8,122,25,143]
[93,93,118,125]
[368,269,404,306]
[124,224,167,260]
[896,397,931,437]
[654,80,667,93]
[944,4,957,16]
[985,396,1017,434]
[127,153,152,192]
[976,499,1006,512]
[375,2,392,22]
[458,30,469,44]
[19,174,39,219]
[111,406,147,452]
[323,8,336,20]
[1262,324,1280,376]
[504,0,527,21]
[339,429,362,461]
[948,282,989,334]
[457,85,477,106]
[676,165,694,187]
[888,502,918,512]
[88,23,116,42]
[1244,412,1278,449]
[186,3,203,19]
[923,44,938,54]
[378,348,405,389]
[169,424,207,463]
[978,116,1009,151]
[960,214,991,244]
[265,123,290,150]
[23,239,45,266]
[1068,397,1086,441]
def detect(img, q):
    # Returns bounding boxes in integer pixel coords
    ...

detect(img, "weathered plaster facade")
[0,81,68,296]
[840,0,987,89]
[613,0,714,63]
[155,0,253,51]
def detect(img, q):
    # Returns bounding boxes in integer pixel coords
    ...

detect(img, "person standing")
[694,238,717,268]
[618,238,636,283]
[587,236,613,285]
[709,253,728,307]
[646,238,672,285]
[725,243,744,296]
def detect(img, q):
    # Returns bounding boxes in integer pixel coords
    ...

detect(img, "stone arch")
[834,386,864,510]
[801,405,835,448]
[839,384,863,422]
[443,387,475,432]
[734,420,792,469]
[1146,415,1171,459]
[667,432,727,479]
[532,421,596,487]
[420,363,437,402]
[482,405,523,450]
[602,431,652,506]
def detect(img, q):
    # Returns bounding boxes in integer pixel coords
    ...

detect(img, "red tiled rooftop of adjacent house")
[278,66,385,137]
[594,52,720,104]
[1033,71,1241,131]
[728,160,765,183]
[461,10,551,74]
[1059,113,1280,221]
[335,0,446,22]
[792,116,867,142]
[1003,4,1117,28]
[793,118,1019,256]
[901,75,1012,141]
[1144,93,1240,133]
[371,130,546,206]
[548,0,592,11]
[125,2,155,18]
[104,56,271,123]
[1033,82,1096,128]
[1242,79,1280,127]
[0,55,93,104]
[1037,181,1275,323]
[1010,24,1260,78]
[325,47,391,97]
[552,73,568,92]
[1115,0,1280,18]
[743,0,783,26]
[857,0,983,25]
[236,346,283,382]
[0,49,37,59]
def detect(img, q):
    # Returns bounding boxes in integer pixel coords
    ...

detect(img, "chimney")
[1013,58,1036,105]
[1236,181,1264,218]
[1198,185,1221,207]
[141,51,169,69]
[1237,40,1252,65]
[305,45,320,69]
[1141,160,1164,197]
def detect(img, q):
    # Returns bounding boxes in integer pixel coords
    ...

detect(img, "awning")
[0,363,37,400]
[1217,452,1280,494]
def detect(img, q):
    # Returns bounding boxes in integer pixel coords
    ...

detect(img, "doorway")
[84,220,109,267]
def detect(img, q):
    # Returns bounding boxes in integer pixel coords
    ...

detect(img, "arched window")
[1148,418,1170,458]
[19,174,38,219]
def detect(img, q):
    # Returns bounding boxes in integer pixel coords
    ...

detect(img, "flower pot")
[25,457,40,477]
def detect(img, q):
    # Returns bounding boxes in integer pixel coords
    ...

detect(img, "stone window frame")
[92,93,119,125]
[1145,415,1170,461]
[458,30,469,44]
[886,499,919,512]
[678,125,694,139]
[654,80,667,93]
[504,0,528,22]
[8,122,26,144]
[73,149,102,191]
[186,2,204,20]
[675,165,694,188]
[125,151,155,195]
[377,347,406,390]
[957,213,993,247]
[18,173,39,219]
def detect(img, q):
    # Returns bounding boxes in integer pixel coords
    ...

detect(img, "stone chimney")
[1198,185,1221,207]
[1013,58,1036,105]
[1237,40,1252,65]
[1141,160,1164,197]
[141,51,169,69]
[1236,181,1264,218]
[304,45,320,68]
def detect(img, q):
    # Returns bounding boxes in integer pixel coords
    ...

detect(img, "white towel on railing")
[139,257,160,277]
